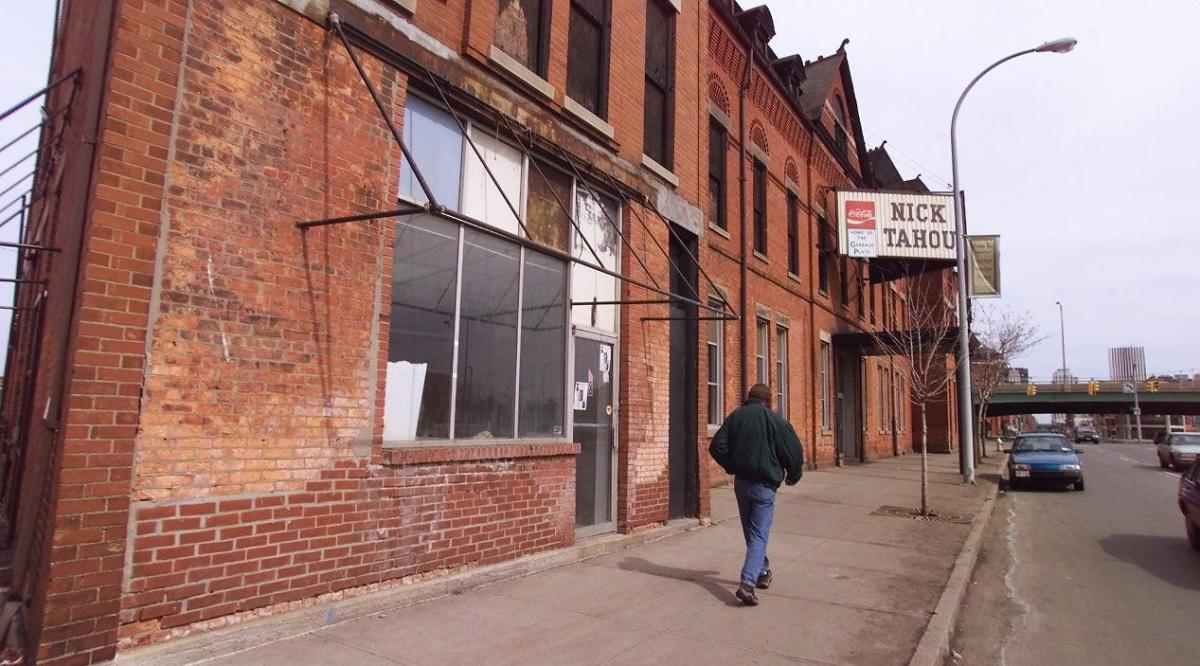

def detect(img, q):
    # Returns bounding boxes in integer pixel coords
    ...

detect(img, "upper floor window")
[567,0,611,118]
[787,193,799,275]
[495,0,552,77]
[752,160,767,255]
[833,95,849,155]
[708,119,727,230]
[643,0,675,169]
[817,221,831,293]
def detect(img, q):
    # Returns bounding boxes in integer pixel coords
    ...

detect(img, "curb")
[117,518,702,666]
[907,462,1003,666]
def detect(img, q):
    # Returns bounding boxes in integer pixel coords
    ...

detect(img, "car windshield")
[1078,427,1096,433]
[1013,436,1073,452]
[1170,434,1200,446]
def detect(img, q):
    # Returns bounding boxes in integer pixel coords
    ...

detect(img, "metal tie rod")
[0,68,80,123]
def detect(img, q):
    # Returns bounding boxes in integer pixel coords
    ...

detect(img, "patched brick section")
[119,453,575,646]
[132,1,396,503]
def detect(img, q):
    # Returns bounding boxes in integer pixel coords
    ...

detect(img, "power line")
[860,125,952,190]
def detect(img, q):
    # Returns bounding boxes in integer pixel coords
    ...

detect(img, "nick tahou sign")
[836,191,957,260]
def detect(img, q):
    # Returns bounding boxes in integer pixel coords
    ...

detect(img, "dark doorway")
[835,350,862,463]
[668,225,698,519]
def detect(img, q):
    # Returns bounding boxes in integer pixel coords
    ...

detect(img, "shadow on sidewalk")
[616,557,744,607]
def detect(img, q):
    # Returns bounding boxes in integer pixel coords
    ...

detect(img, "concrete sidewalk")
[122,453,1000,666]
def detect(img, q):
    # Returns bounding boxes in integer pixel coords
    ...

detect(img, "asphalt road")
[949,440,1200,665]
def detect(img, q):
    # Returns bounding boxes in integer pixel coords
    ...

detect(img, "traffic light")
[1148,379,1160,393]
[1087,380,1099,396]
[1026,384,1037,396]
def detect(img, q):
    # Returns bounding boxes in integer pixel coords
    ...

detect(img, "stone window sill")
[787,272,802,284]
[381,439,579,466]
[563,96,614,139]
[641,154,679,188]
[752,250,769,265]
[489,46,555,101]
[709,223,731,240]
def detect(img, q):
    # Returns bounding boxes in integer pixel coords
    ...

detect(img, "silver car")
[1157,433,1200,471]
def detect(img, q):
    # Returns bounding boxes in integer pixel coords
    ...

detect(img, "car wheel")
[1188,519,1200,552]
[1073,478,1085,491]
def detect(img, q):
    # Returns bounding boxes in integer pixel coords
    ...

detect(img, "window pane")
[567,6,604,116]
[753,161,766,254]
[400,97,463,210]
[787,195,798,274]
[495,0,547,75]
[643,82,666,165]
[644,0,671,86]
[456,230,521,438]
[707,306,723,425]
[385,214,459,440]
[462,130,524,236]
[519,252,567,437]
[575,0,606,20]
[775,328,788,417]
[756,320,769,384]
[709,121,726,229]
[571,189,620,332]
[525,160,571,251]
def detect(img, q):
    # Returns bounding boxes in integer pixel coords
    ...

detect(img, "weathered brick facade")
[0,1,953,663]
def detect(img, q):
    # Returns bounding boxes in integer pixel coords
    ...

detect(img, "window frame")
[752,159,767,255]
[756,318,770,385]
[494,0,553,78]
[775,325,789,417]
[787,192,799,275]
[706,298,725,426]
[708,118,728,231]
[817,220,831,294]
[642,0,676,169]
[819,341,832,432]
[566,0,612,119]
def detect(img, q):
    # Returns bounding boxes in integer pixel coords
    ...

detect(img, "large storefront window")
[385,214,459,440]
[386,215,569,442]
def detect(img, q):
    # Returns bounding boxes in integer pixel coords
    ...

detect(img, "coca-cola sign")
[845,201,876,228]
[836,190,957,260]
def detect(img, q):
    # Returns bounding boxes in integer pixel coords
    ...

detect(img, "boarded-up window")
[462,129,524,236]
[571,189,619,332]
[495,0,551,77]
[525,160,571,251]
[567,0,610,118]
[643,0,675,168]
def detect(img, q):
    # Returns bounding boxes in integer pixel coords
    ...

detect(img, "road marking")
[1000,500,1031,666]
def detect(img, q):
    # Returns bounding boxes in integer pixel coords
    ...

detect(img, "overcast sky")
[763,0,1199,381]
[0,2,1196,382]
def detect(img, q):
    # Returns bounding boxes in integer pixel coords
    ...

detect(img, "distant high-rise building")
[1052,368,1078,384]
[1109,346,1146,381]
[1006,367,1030,383]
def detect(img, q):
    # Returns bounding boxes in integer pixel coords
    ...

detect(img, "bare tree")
[868,270,959,517]
[971,305,1045,457]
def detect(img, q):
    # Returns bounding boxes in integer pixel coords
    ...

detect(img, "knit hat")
[747,383,772,402]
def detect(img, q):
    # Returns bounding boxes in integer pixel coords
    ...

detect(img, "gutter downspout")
[805,131,817,469]
[737,29,753,400]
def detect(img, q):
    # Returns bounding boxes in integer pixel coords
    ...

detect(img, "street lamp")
[1055,301,1067,382]
[950,37,1077,484]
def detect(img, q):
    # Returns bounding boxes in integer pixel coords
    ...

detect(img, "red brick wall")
[120,447,575,646]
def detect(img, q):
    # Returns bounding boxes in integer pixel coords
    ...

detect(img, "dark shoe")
[755,569,773,590]
[735,583,759,606]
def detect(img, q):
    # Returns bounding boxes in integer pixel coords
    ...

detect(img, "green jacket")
[709,399,805,488]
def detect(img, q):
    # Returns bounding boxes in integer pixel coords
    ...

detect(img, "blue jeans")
[734,477,776,587]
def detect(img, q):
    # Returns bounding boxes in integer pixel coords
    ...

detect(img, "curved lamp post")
[951,37,1076,484]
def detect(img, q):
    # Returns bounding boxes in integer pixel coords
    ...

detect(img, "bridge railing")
[995,379,1200,393]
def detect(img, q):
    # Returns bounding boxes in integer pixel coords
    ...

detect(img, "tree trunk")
[920,404,929,517]
[976,400,990,459]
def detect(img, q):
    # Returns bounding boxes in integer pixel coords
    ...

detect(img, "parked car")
[1075,426,1100,444]
[1157,433,1200,471]
[1006,433,1085,491]
[1177,460,1200,551]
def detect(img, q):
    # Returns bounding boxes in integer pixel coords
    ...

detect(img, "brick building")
[0,1,953,662]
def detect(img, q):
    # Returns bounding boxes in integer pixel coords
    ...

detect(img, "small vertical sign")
[968,235,1001,298]
[844,200,878,258]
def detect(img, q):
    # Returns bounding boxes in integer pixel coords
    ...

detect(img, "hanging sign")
[968,235,1001,298]
[836,190,957,260]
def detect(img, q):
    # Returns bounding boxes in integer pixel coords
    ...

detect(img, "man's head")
[747,383,771,405]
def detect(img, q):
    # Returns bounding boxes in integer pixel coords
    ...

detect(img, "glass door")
[573,336,615,535]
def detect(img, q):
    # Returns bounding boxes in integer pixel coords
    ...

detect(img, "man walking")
[709,383,805,606]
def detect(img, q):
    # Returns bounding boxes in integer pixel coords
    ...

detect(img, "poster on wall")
[573,382,589,411]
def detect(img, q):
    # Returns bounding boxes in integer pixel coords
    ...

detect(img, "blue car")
[1006,433,1085,491]
[1179,460,1200,551]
